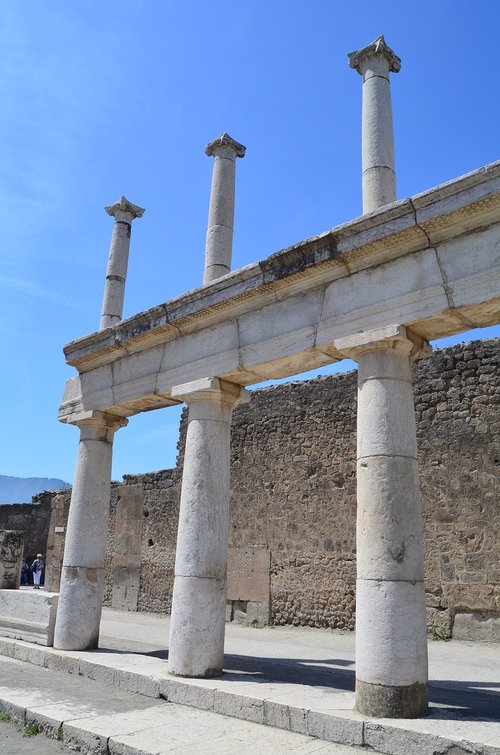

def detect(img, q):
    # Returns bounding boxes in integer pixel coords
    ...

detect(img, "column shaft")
[100,196,145,331]
[349,36,401,214]
[100,220,131,329]
[335,326,430,718]
[53,413,126,650]
[168,378,248,677]
[203,133,245,284]
[361,67,396,212]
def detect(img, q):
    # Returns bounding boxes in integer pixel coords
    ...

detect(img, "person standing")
[20,560,30,586]
[31,554,44,589]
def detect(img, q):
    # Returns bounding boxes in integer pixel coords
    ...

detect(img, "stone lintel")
[335,325,431,361]
[171,377,250,406]
[205,133,246,159]
[105,196,145,222]
[348,35,401,75]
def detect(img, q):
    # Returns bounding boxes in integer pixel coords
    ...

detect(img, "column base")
[355,678,428,718]
[168,575,226,678]
[53,565,104,650]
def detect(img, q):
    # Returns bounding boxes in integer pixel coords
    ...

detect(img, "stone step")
[0,632,498,755]
[0,654,367,754]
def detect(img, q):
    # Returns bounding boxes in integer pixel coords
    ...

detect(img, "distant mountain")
[0,475,71,504]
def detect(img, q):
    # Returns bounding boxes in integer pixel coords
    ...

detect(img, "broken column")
[99,196,145,331]
[349,36,401,213]
[168,378,249,677]
[203,133,246,284]
[335,325,430,718]
[53,411,127,650]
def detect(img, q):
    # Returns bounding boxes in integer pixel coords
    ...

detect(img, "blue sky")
[0,1,498,483]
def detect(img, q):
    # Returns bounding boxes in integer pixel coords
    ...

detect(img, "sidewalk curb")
[0,637,498,755]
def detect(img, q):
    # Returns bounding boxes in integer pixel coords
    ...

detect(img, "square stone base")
[0,589,58,646]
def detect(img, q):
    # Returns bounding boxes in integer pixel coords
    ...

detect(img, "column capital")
[205,133,246,159]
[348,35,401,77]
[335,325,431,361]
[68,410,128,433]
[105,196,145,224]
[171,377,250,408]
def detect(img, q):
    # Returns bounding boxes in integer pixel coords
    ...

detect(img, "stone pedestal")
[335,325,431,718]
[53,412,127,650]
[204,133,246,284]
[100,196,145,331]
[349,36,401,214]
[168,378,249,677]
[0,531,24,589]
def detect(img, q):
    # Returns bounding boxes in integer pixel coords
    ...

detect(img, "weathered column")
[335,325,431,718]
[203,133,246,284]
[100,196,145,331]
[168,377,249,677]
[349,36,401,214]
[53,411,127,650]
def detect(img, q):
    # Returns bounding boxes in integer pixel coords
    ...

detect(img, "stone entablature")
[59,160,500,427]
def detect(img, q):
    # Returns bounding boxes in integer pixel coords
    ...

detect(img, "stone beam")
[59,161,500,423]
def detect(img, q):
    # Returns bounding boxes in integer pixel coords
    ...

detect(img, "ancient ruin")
[2,36,499,721]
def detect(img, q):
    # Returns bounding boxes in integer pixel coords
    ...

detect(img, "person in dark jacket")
[20,560,30,586]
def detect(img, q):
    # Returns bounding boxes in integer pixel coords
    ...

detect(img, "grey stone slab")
[0,590,58,646]
[453,613,500,643]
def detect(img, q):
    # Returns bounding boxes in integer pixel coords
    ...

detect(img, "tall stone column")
[335,325,431,718]
[53,411,127,650]
[100,196,145,331]
[168,378,249,677]
[349,36,401,214]
[204,133,246,284]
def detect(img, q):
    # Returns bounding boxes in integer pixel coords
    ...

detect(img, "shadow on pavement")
[97,640,500,723]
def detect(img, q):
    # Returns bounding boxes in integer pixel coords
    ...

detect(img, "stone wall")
[0,493,53,570]
[103,468,182,614]
[229,370,358,630]
[0,531,24,588]
[44,493,70,591]
[3,338,498,639]
[228,339,499,638]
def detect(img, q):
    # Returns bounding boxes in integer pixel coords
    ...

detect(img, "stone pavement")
[0,606,498,754]
[0,656,366,754]
[0,714,70,754]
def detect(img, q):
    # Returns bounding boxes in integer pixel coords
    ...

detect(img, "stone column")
[335,325,431,718]
[168,377,249,677]
[53,411,127,650]
[100,196,145,331]
[349,36,401,214]
[204,133,246,284]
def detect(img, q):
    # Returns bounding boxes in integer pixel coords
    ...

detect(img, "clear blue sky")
[0,1,498,483]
